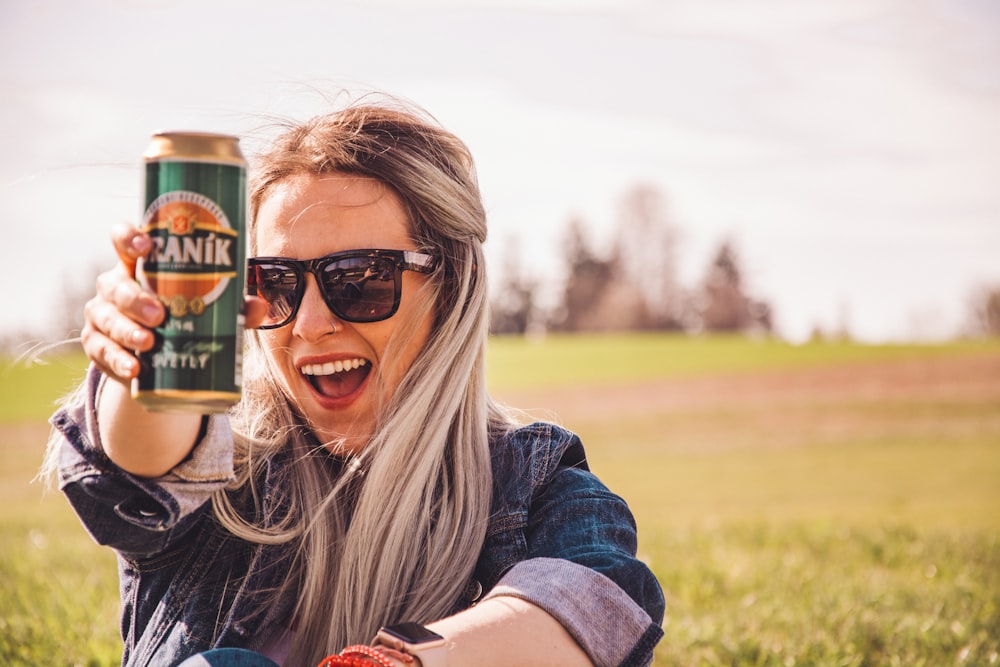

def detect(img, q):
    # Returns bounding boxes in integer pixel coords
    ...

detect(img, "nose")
[291,274,343,341]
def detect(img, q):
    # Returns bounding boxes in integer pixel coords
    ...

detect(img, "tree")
[490,236,539,335]
[697,239,772,334]
[550,185,689,333]
[611,184,686,330]
[967,285,1000,337]
[550,216,619,332]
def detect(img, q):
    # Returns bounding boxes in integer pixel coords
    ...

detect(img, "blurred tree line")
[968,284,1000,338]
[490,184,773,337]
[2,181,999,353]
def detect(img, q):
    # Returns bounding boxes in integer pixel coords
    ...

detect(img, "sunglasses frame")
[248,249,438,329]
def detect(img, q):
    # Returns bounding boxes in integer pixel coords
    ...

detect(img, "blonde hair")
[216,101,513,664]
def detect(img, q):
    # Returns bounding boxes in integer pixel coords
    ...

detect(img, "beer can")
[133,131,246,413]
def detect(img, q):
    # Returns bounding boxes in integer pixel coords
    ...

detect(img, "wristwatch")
[374,622,448,667]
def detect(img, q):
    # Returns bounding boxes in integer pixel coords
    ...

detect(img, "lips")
[300,358,370,400]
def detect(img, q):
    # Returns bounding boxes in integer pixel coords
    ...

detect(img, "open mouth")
[300,358,371,399]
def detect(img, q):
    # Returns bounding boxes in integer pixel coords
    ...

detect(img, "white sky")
[2,0,998,342]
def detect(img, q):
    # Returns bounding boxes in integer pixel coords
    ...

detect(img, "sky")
[2,0,998,343]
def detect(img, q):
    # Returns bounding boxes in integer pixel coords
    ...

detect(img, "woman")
[46,101,664,666]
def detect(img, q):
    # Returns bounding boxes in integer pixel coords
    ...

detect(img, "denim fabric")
[483,559,664,667]
[179,648,280,667]
[51,366,664,666]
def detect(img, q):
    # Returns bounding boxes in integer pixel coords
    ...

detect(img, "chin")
[311,422,371,456]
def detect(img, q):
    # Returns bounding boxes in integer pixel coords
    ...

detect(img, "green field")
[2,335,999,666]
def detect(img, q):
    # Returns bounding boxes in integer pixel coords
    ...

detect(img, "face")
[254,172,435,454]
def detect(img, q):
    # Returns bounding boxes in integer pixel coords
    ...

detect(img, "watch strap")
[374,624,448,667]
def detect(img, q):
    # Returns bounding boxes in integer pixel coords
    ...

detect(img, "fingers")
[244,295,268,329]
[82,284,159,381]
[111,223,153,278]
[85,286,158,350]
[80,317,142,381]
[95,263,165,328]
[81,226,165,384]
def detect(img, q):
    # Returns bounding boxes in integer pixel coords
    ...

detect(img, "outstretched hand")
[80,223,267,386]
[81,224,164,384]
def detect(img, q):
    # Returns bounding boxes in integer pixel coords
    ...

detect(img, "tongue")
[313,365,370,399]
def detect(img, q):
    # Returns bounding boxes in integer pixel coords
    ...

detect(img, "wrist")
[319,645,413,667]
[374,623,447,667]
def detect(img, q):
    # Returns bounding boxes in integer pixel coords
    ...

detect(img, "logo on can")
[139,190,238,318]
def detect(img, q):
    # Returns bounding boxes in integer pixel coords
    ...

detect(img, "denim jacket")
[51,368,664,666]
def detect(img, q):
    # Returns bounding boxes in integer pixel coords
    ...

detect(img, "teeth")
[300,359,368,376]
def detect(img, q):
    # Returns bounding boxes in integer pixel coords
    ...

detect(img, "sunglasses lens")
[249,253,408,327]
[251,262,301,327]
[321,256,397,322]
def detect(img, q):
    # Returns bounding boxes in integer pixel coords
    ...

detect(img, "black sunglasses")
[247,249,438,329]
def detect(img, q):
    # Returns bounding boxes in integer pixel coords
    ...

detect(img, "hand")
[81,224,164,385]
[81,224,270,386]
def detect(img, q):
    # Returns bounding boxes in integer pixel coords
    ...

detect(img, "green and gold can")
[133,131,246,413]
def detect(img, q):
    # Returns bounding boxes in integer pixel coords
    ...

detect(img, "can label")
[134,157,245,412]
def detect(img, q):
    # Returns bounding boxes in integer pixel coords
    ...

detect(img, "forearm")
[426,596,592,667]
[97,376,204,478]
[51,367,236,554]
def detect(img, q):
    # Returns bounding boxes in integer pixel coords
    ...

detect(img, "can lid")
[144,131,245,164]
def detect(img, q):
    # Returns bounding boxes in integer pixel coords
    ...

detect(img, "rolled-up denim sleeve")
[483,557,662,667]
[50,365,235,556]
[484,463,665,666]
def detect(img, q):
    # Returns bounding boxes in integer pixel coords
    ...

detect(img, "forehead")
[254,172,413,257]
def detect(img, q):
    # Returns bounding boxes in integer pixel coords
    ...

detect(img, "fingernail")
[141,303,161,323]
[130,329,146,346]
[131,234,151,253]
[118,355,137,377]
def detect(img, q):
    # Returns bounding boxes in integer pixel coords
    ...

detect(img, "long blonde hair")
[215,101,512,664]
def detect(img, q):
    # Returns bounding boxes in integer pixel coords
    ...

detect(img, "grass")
[1,422,122,667]
[2,336,999,665]
[491,335,1000,665]
[650,522,999,667]
[0,351,89,423]
[0,499,122,666]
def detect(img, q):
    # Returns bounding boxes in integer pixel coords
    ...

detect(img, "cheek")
[258,331,294,380]
[398,314,434,373]
[376,315,432,388]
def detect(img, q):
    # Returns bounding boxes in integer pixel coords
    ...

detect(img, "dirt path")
[493,353,1000,454]
[495,353,1000,419]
